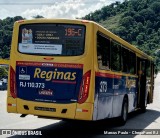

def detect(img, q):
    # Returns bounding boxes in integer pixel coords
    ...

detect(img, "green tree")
[0,67,8,79]
[136,34,144,45]
[1,45,10,59]
[151,2,160,14]
[137,22,144,32]
[139,8,155,21]
[133,14,144,23]
[120,16,135,27]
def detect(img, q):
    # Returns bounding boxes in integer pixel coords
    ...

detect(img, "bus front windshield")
[18,24,85,56]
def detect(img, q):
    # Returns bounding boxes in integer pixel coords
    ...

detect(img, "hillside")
[83,0,160,70]
[0,16,24,59]
[99,13,124,31]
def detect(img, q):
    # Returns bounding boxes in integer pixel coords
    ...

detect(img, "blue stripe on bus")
[95,72,137,119]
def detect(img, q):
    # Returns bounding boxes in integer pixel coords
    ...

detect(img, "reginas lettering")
[34,68,76,81]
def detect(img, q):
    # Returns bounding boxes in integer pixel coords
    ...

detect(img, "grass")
[99,13,124,31]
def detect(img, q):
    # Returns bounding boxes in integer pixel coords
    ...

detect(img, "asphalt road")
[0,73,160,138]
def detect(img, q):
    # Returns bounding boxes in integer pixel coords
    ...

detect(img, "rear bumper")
[7,97,17,113]
[7,97,93,121]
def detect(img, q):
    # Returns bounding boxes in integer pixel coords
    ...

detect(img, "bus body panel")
[7,19,95,121]
[7,97,17,113]
[95,72,114,120]
[75,102,93,120]
[94,71,137,120]
[112,73,124,118]
[112,75,137,117]
[16,61,83,104]
[93,25,139,120]
[16,98,77,119]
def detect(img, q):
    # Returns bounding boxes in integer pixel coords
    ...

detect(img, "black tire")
[140,94,148,113]
[119,98,128,125]
[140,102,147,113]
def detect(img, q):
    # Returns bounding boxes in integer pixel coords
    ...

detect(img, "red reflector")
[8,103,12,106]
[78,70,91,104]
[82,109,88,112]
[10,66,17,98]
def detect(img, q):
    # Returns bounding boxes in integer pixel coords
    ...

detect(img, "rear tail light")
[10,66,17,98]
[78,70,91,104]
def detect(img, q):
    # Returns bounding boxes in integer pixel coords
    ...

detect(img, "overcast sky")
[0,0,124,19]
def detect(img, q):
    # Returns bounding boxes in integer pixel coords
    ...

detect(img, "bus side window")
[122,47,130,73]
[111,41,121,71]
[97,33,110,70]
[130,52,136,74]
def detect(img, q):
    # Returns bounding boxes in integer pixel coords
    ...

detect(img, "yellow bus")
[7,19,154,125]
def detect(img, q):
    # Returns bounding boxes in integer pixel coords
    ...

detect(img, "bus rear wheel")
[119,98,128,125]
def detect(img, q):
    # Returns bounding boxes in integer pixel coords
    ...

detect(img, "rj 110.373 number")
[19,82,45,88]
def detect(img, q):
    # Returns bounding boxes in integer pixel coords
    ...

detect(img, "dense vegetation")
[0,16,24,59]
[83,0,160,70]
[0,0,160,69]
[0,66,8,79]
[0,15,42,59]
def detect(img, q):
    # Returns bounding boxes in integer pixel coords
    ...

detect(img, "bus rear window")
[18,24,85,56]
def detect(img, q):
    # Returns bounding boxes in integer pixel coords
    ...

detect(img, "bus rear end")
[7,19,94,120]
